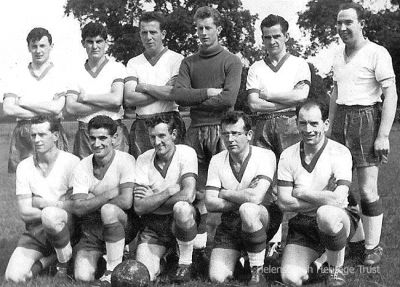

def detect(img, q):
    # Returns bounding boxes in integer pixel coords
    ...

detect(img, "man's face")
[82,35,107,61]
[31,122,58,154]
[149,122,176,158]
[89,128,115,159]
[28,36,52,66]
[221,118,252,156]
[140,21,166,54]
[261,24,288,57]
[195,17,221,48]
[337,8,364,46]
[297,106,329,147]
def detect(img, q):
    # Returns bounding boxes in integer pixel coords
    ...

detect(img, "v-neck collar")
[229,146,252,183]
[343,40,369,64]
[85,57,109,78]
[300,138,328,173]
[144,47,168,66]
[153,146,176,178]
[33,150,60,178]
[28,62,54,81]
[264,53,290,73]
[92,149,116,180]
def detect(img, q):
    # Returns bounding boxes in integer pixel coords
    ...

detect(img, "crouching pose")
[70,115,139,285]
[278,99,359,286]
[134,115,198,283]
[5,116,79,282]
[206,111,282,286]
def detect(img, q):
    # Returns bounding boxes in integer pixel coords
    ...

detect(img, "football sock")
[243,227,267,267]
[103,222,125,271]
[248,249,266,267]
[361,199,383,249]
[327,247,345,268]
[55,242,72,263]
[313,251,327,270]
[177,239,195,265]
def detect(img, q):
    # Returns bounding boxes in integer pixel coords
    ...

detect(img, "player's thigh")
[281,244,319,285]
[136,243,166,280]
[74,249,102,282]
[209,248,240,282]
[357,165,379,201]
[5,247,43,282]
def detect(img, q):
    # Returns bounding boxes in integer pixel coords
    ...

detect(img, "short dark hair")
[88,115,117,136]
[296,99,329,121]
[27,27,52,45]
[260,14,289,34]
[139,11,167,31]
[145,114,178,134]
[221,111,252,132]
[194,6,222,27]
[31,115,60,133]
[338,2,365,21]
[81,22,108,41]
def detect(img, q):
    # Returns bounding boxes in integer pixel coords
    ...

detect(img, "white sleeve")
[332,147,352,186]
[206,155,221,189]
[180,146,198,177]
[295,59,311,83]
[374,47,396,86]
[277,150,294,186]
[15,162,31,197]
[246,63,260,91]
[119,153,136,185]
[256,150,276,183]
[135,155,150,186]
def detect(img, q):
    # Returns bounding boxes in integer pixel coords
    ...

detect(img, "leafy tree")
[297,0,400,99]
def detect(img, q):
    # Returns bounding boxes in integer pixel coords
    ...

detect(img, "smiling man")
[205,111,281,286]
[66,22,129,159]
[134,114,198,283]
[5,116,79,283]
[124,11,186,159]
[171,6,243,250]
[3,27,69,173]
[70,115,139,285]
[278,99,359,286]
[329,2,397,266]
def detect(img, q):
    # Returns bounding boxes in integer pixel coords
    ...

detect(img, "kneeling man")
[5,116,79,282]
[71,115,138,285]
[206,111,282,286]
[134,115,198,283]
[278,99,359,286]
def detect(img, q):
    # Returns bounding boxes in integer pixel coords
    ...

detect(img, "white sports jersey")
[206,146,276,192]
[3,63,67,120]
[246,54,311,112]
[125,48,183,116]
[333,40,396,106]
[72,150,136,196]
[67,57,126,123]
[136,144,198,214]
[16,151,80,201]
[277,138,352,212]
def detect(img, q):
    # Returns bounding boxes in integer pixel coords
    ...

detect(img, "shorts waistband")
[256,110,296,120]
[135,111,180,120]
[79,119,122,128]
[17,118,62,126]
[336,104,379,112]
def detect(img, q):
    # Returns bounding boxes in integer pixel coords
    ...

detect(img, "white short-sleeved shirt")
[16,151,80,201]
[278,139,352,213]
[136,144,198,214]
[3,63,68,120]
[67,57,126,123]
[125,48,183,116]
[333,41,396,106]
[72,150,136,196]
[206,146,276,194]
[246,54,311,112]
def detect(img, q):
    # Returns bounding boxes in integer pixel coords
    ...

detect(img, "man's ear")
[217,26,222,35]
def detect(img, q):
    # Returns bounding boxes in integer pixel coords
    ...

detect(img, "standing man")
[278,100,359,286]
[5,116,79,282]
[330,2,397,266]
[70,115,139,285]
[124,11,186,158]
[172,6,243,248]
[246,14,311,252]
[206,111,281,286]
[3,27,69,173]
[66,22,129,159]
[134,115,198,283]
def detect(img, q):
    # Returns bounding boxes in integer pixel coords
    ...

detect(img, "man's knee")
[239,202,260,222]
[209,262,233,283]
[316,205,340,234]
[173,201,194,224]
[5,264,30,283]
[74,261,96,282]
[101,203,121,224]
[41,206,66,231]
[281,264,308,286]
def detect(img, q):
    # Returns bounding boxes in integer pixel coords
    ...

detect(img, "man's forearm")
[377,85,397,138]
[134,190,171,216]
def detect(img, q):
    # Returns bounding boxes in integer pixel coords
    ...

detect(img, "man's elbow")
[277,199,291,213]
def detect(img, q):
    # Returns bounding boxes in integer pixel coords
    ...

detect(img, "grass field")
[0,121,399,287]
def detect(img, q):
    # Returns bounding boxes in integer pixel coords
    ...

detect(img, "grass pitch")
[0,121,399,286]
